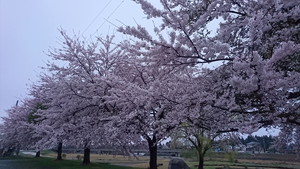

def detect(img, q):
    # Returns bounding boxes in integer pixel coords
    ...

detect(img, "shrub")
[225,151,237,163]
[181,149,198,161]
[76,154,82,160]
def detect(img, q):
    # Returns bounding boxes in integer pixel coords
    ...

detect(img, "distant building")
[246,142,260,153]
[236,144,246,152]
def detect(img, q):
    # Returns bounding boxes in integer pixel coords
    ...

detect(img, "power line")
[104,18,118,28]
[82,0,113,35]
[93,0,124,36]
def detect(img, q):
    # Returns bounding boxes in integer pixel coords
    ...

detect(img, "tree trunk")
[35,151,40,158]
[15,147,20,156]
[3,148,15,157]
[57,142,63,160]
[197,154,204,169]
[147,136,157,169]
[83,147,90,165]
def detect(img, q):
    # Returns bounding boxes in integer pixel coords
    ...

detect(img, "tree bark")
[15,147,20,156]
[147,136,157,169]
[83,147,90,165]
[35,151,40,158]
[3,148,15,157]
[197,153,204,169]
[57,142,63,160]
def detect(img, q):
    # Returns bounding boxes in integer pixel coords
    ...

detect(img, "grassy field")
[40,152,171,169]
[1,151,299,169]
[0,156,144,169]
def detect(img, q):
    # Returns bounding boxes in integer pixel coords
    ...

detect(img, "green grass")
[40,149,56,155]
[0,156,144,169]
[3,152,299,169]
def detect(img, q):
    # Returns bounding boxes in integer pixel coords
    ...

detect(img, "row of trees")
[1,1,299,169]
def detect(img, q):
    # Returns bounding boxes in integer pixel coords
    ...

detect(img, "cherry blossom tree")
[29,76,69,160]
[119,0,233,68]
[117,1,299,167]
[276,125,300,159]
[34,30,128,165]
[1,108,22,156]
[121,0,299,127]
[115,1,237,168]
[218,0,300,128]
[169,65,240,169]
[1,98,45,157]
[104,57,186,169]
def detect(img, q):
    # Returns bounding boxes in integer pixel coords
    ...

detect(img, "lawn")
[2,151,299,169]
[0,156,144,169]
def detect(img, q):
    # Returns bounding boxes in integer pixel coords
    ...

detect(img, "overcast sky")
[0,0,160,118]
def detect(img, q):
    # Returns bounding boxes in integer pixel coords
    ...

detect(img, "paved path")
[0,159,24,169]
[0,159,44,169]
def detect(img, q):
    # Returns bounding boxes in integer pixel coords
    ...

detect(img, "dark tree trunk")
[147,136,157,169]
[197,154,204,169]
[83,147,90,165]
[57,142,63,160]
[3,148,15,157]
[15,147,20,156]
[35,151,40,158]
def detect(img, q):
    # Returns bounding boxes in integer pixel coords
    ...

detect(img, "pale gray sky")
[0,0,159,118]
